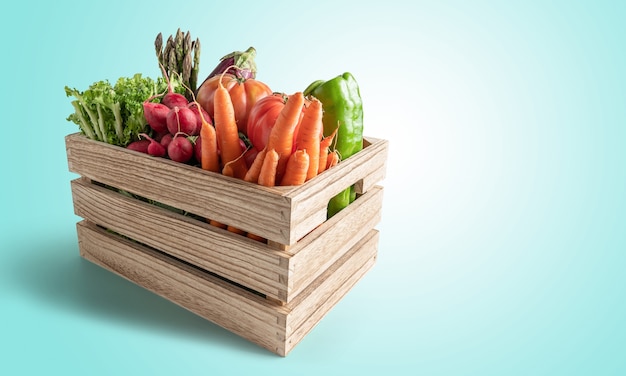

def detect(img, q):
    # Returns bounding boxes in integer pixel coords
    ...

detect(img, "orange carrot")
[222,150,248,178]
[222,162,234,177]
[214,73,248,178]
[226,225,246,235]
[195,101,220,173]
[243,147,267,183]
[326,150,340,169]
[266,92,305,178]
[295,97,323,181]
[209,219,227,229]
[280,149,309,186]
[258,148,279,187]
[247,232,267,243]
[318,127,338,174]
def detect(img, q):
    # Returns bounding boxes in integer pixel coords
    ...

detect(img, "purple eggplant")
[205,46,257,81]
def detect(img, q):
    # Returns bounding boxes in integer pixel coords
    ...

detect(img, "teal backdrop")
[2,1,625,374]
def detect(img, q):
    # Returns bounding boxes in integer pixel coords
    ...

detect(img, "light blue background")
[2,1,625,374]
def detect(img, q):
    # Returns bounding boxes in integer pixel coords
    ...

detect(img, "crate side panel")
[288,186,383,300]
[76,220,289,356]
[284,230,379,355]
[71,178,292,301]
[287,138,389,243]
[66,133,293,244]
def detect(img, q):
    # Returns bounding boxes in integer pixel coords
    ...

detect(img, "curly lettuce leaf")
[65,73,185,146]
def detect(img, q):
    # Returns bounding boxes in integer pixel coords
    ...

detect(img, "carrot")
[280,149,309,186]
[318,127,338,174]
[209,219,227,229]
[214,72,248,179]
[244,147,267,183]
[247,232,267,243]
[326,150,340,169]
[258,148,279,187]
[222,150,248,178]
[266,92,305,179]
[295,97,323,180]
[227,225,246,235]
[198,103,220,172]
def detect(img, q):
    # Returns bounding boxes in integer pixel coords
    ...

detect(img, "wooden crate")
[65,133,388,356]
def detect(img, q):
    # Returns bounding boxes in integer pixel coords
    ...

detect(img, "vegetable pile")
[65,29,365,224]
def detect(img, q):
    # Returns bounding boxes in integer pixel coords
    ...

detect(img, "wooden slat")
[287,186,384,299]
[66,133,388,245]
[76,220,288,354]
[76,220,378,357]
[285,138,388,243]
[71,178,290,299]
[71,177,384,303]
[284,230,379,355]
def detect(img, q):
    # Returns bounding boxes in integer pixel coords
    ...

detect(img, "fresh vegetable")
[294,97,323,180]
[303,72,364,217]
[204,47,257,81]
[168,133,194,163]
[266,92,305,180]
[139,133,166,157]
[247,93,299,153]
[188,102,212,134]
[126,139,150,153]
[196,72,272,134]
[159,63,189,109]
[280,149,309,186]
[318,128,337,174]
[143,95,170,134]
[155,29,201,100]
[213,74,248,178]
[326,150,339,169]
[197,103,220,173]
[244,147,267,183]
[166,106,198,135]
[65,74,176,146]
[258,149,279,187]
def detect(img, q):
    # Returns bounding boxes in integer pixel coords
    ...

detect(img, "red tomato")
[246,93,311,153]
[196,73,272,135]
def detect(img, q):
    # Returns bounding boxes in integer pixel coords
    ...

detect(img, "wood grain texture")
[66,133,388,245]
[76,220,378,356]
[71,177,383,303]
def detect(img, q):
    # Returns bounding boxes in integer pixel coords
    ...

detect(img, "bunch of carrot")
[244,91,339,187]
[200,81,338,241]
[202,84,338,187]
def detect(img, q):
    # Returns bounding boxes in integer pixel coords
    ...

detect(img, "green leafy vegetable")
[65,73,185,146]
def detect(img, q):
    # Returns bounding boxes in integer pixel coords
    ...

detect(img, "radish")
[127,139,150,154]
[166,106,198,136]
[139,133,166,157]
[143,94,170,134]
[168,133,194,163]
[194,134,202,163]
[159,63,188,109]
[160,133,174,149]
[188,102,212,133]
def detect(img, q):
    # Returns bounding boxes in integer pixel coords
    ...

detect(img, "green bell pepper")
[303,72,364,218]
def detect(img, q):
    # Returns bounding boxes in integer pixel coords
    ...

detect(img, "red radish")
[139,133,166,157]
[159,63,189,109]
[194,134,203,162]
[166,106,199,136]
[143,95,170,134]
[160,133,174,149]
[188,102,212,133]
[127,139,150,153]
[168,133,194,163]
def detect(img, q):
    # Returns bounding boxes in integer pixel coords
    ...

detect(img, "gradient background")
[2,1,625,374]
